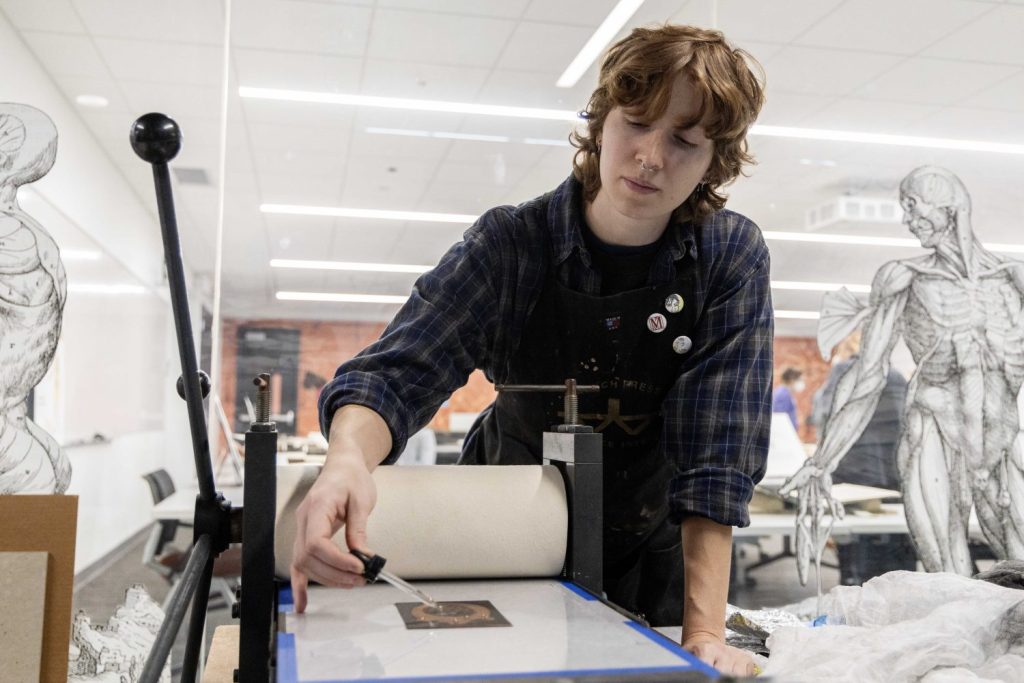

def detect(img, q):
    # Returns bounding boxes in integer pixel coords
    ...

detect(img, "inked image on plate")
[395,601,511,630]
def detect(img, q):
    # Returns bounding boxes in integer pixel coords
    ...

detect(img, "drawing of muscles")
[0,104,69,494]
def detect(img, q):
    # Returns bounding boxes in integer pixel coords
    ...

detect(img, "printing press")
[130,113,721,683]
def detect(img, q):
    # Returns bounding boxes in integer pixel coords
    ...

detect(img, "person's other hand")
[683,634,758,676]
[290,453,377,613]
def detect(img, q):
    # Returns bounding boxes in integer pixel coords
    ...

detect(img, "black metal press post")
[131,113,236,683]
[238,373,278,682]
[496,380,604,595]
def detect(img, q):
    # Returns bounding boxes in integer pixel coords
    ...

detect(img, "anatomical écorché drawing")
[781,166,1024,585]
[0,103,69,494]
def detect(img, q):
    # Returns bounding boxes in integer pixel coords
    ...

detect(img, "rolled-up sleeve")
[663,219,773,527]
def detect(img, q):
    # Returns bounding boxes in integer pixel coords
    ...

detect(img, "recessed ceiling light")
[271,259,431,274]
[276,291,409,304]
[75,94,109,108]
[260,204,477,224]
[556,0,647,88]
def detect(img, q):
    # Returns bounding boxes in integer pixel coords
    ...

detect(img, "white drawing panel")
[279,579,713,682]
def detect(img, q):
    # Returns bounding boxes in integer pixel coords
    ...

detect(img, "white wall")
[1,10,210,576]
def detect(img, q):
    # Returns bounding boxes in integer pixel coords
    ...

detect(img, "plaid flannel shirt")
[319,175,773,527]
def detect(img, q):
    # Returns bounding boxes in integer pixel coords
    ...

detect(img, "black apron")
[461,262,699,626]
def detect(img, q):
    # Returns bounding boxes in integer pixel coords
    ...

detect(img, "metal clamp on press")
[496,380,604,596]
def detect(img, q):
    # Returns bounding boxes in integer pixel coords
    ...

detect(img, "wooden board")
[0,495,78,683]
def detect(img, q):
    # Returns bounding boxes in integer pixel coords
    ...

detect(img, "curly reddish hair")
[571,24,765,224]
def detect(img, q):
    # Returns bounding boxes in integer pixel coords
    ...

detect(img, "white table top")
[152,485,245,522]
[277,579,714,682]
[736,504,983,539]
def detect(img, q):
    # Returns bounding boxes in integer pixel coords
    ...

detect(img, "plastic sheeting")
[764,571,1024,682]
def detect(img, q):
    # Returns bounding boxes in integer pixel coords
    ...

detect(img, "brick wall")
[773,336,831,443]
[218,318,495,440]
[217,321,825,447]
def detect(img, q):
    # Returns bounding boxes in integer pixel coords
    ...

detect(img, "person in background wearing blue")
[772,367,804,431]
[290,24,772,677]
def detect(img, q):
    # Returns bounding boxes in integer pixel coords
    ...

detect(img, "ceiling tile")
[717,0,845,44]
[970,70,1024,111]
[95,37,223,86]
[523,0,615,26]
[0,0,84,32]
[794,0,991,54]
[20,30,109,78]
[495,21,595,74]
[764,46,903,97]
[756,91,835,126]
[799,98,940,133]
[233,49,363,91]
[75,0,224,44]
[854,58,1018,106]
[52,74,130,111]
[922,4,1024,65]
[376,0,531,19]
[122,82,223,121]
[367,7,516,68]
[910,106,1024,142]
[361,59,492,100]
[231,0,372,55]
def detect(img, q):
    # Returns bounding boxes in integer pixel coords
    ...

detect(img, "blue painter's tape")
[277,632,298,683]
[623,621,720,679]
[279,585,294,614]
[558,579,598,601]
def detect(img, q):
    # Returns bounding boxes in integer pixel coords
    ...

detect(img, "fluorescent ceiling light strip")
[276,291,409,304]
[556,0,646,88]
[69,283,147,294]
[772,280,871,293]
[365,127,430,137]
[271,259,431,274]
[775,310,821,320]
[752,125,1024,155]
[523,137,572,147]
[240,86,580,122]
[764,229,1024,254]
[366,127,510,143]
[261,204,477,224]
[243,88,1021,155]
[763,230,920,248]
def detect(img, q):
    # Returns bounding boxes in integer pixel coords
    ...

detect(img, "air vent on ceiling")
[805,196,902,231]
[172,167,210,185]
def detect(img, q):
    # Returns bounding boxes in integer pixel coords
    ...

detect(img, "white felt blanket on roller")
[275,464,568,580]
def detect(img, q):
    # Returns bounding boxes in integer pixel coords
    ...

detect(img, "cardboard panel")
[0,551,48,680]
[0,495,78,683]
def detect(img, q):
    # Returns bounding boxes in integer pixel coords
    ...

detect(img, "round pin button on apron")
[647,313,667,333]
[672,335,693,354]
[664,293,684,314]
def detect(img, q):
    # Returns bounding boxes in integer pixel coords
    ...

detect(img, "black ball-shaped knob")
[177,370,211,400]
[130,113,182,164]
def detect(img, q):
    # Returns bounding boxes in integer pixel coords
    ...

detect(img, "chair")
[142,469,240,611]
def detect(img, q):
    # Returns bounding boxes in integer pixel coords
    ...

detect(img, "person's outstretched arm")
[290,404,392,613]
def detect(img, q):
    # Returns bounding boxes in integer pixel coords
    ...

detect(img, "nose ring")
[640,160,657,172]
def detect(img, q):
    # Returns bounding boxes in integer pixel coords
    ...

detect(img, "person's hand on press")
[290,451,378,613]
[683,634,759,676]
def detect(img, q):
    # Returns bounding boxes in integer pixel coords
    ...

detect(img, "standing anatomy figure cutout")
[782,166,1024,584]
[0,103,69,493]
